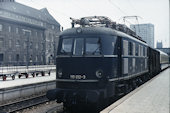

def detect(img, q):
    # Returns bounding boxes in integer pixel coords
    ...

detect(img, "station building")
[0,0,61,66]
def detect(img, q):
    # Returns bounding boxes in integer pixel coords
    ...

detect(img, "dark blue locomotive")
[47,16,168,111]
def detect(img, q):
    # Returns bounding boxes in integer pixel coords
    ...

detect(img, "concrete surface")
[101,68,170,113]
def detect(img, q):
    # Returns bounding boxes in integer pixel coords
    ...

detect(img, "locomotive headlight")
[96,69,103,79]
[57,69,63,78]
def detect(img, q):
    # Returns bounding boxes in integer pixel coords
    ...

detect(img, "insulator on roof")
[70,16,145,43]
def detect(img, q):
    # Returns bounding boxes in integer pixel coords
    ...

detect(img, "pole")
[26,31,30,69]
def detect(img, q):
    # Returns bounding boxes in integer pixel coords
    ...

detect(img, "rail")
[46,104,63,113]
[0,80,56,104]
[0,94,48,113]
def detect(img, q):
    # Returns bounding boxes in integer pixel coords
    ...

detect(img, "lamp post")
[24,30,31,69]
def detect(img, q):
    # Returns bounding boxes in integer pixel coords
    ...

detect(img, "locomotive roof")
[60,26,147,45]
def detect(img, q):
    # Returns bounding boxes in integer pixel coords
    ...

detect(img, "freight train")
[46,16,169,111]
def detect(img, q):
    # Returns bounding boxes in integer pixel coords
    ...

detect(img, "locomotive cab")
[57,29,119,82]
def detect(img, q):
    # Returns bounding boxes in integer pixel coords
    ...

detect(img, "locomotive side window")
[133,42,135,56]
[60,38,73,55]
[141,46,143,56]
[86,38,101,55]
[138,45,141,56]
[143,46,145,56]
[123,40,128,55]
[135,43,139,56]
[145,47,147,56]
[128,42,133,55]
[102,36,117,55]
[73,38,84,55]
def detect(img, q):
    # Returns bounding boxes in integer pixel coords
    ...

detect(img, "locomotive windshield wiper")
[92,38,102,55]
[61,49,68,55]
[92,47,101,55]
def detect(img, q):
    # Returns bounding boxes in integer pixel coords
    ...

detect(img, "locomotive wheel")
[18,75,22,78]
[48,71,51,76]
[63,102,74,112]
[36,73,39,76]
[32,73,35,77]
[3,75,7,81]
[132,80,137,89]
[25,74,29,78]
[12,75,15,80]
[125,83,130,94]
[116,83,126,97]
[41,72,45,76]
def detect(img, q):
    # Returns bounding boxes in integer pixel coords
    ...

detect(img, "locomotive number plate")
[70,75,86,79]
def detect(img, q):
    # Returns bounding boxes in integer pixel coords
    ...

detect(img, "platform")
[0,72,56,89]
[101,68,170,113]
[0,65,55,75]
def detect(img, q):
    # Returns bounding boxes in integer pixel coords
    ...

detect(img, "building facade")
[156,41,163,48]
[157,48,170,56]
[0,0,60,66]
[130,24,154,48]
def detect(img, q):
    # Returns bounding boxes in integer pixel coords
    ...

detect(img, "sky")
[16,0,169,48]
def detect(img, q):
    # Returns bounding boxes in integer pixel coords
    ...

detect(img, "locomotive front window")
[58,37,102,56]
[86,38,101,55]
[73,38,84,55]
[60,38,73,55]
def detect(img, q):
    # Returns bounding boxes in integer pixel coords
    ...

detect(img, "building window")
[30,42,33,49]
[9,39,12,48]
[0,38,3,50]
[9,54,12,62]
[0,24,2,31]
[52,25,55,29]
[24,55,26,62]
[41,56,43,62]
[16,28,18,34]
[16,54,19,62]
[35,31,37,37]
[36,56,38,62]
[30,55,32,62]
[41,43,44,50]
[35,43,38,50]
[24,42,27,49]
[0,54,3,62]
[40,33,43,39]
[9,26,11,32]
[16,40,20,47]
[22,29,31,36]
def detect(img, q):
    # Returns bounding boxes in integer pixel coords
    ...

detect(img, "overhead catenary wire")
[108,0,128,16]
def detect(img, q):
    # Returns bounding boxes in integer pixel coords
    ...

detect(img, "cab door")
[117,36,122,77]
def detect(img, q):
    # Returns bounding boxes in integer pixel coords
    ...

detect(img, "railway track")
[0,94,49,113]
[46,104,63,113]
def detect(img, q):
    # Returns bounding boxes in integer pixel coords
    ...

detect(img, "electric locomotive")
[46,16,161,110]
